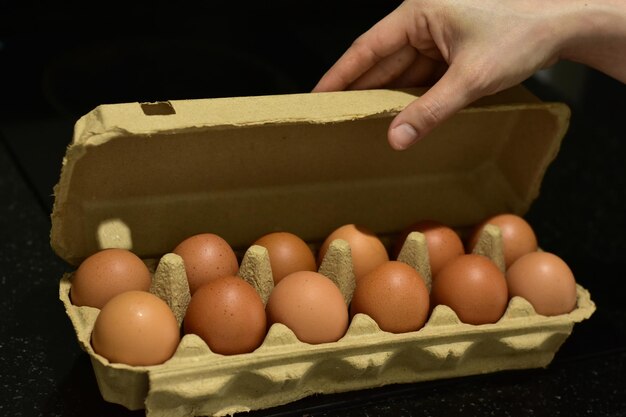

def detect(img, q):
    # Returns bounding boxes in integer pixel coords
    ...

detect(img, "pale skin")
[312,0,626,150]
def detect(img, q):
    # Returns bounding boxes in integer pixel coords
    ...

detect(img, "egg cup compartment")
[52,86,595,416]
[60,231,595,417]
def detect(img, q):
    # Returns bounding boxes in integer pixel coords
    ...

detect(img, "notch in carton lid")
[50,86,570,266]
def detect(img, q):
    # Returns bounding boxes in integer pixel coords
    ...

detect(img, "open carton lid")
[50,86,570,266]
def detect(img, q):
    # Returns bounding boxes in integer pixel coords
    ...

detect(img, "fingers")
[348,45,418,90]
[386,55,447,89]
[387,65,477,150]
[312,3,411,92]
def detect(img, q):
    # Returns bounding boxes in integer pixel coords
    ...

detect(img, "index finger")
[312,4,412,92]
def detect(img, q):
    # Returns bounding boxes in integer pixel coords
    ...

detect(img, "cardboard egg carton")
[52,87,595,416]
[59,233,595,417]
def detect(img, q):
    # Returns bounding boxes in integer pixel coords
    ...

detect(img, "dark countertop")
[1,3,625,416]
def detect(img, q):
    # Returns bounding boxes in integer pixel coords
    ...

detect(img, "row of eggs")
[70,214,578,366]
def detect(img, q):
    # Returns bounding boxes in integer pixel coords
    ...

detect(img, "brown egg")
[392,220,464,276]
[91,290,180,366]
[431,254,509,325]
[467,213,538,268]
[70,248,152,309]
[350,261,430,333]
[183,275,267,355]
[266,270,349,344]
[317,224,389,282]
[506,251,578,316]
[172,233,239,294]
[253,231,317,284]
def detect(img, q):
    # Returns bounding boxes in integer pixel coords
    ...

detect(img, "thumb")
[387,67,476,150]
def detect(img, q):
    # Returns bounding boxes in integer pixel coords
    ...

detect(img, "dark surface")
[1,3,625,417]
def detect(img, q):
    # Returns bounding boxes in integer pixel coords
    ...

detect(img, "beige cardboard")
[51,87,568,265]
[59,271,595,416]
[52,86,594,416]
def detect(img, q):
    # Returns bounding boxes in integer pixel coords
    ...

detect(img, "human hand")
[313,0,623,150]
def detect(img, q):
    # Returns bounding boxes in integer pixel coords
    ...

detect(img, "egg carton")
[53,86,593,416]
[59,227,596,417]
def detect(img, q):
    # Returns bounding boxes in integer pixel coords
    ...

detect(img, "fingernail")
[390,123,419,150]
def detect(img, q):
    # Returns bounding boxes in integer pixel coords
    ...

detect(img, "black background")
[1,2,625,416]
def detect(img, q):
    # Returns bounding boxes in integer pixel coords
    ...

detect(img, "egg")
[430,254,509,325]
[467,213,538,268]
[350,261,430,333]
[91,290,180,366]
[252,231,317,284]
[70,248,152,309]
[172,233,239,294]
[183,275,267,355]
[317,224,389,282]
[392,220,464,276]
[506,251,578,316]
[265,270,349,344]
